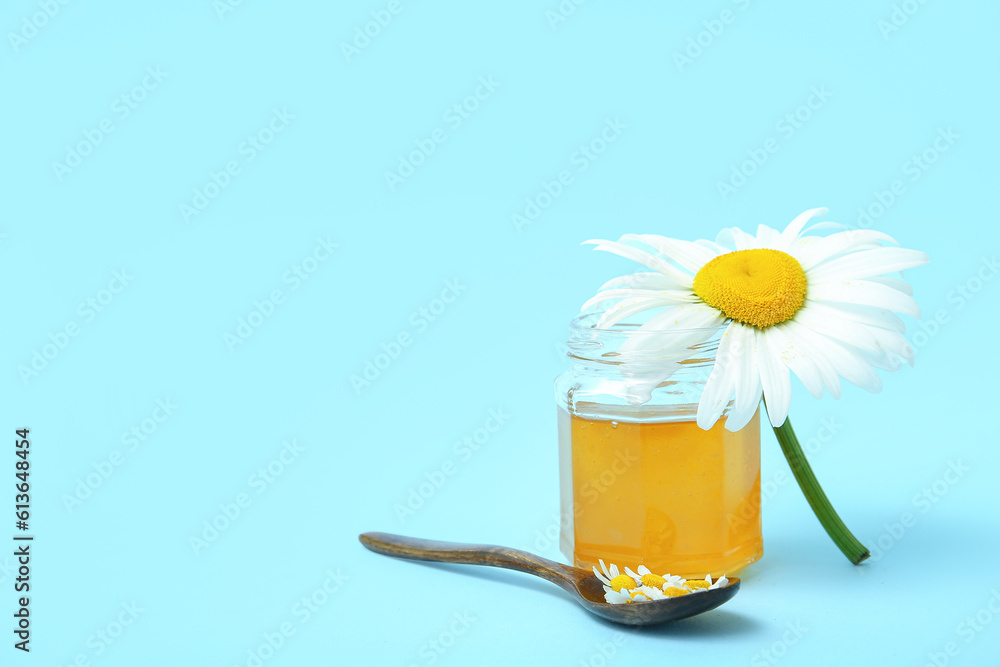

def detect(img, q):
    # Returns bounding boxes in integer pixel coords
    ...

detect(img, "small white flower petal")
[581,288,697,312]
[697,323,741,430]
[725,396,761,432]
[595,297,673,328]
[620,234,720,273]
[755,224,782,248]
[776,322,843,399]
[801,220,845,234]
[584,239,694,288]
[619,303,725,355]
[757,328,792,428]
[866,326,916,366]
[807,280,921,319]
[783,321,882,393]
[716,226,759,251]
[639,585,665,600]
[855,340,903,372]
[812,301,906,334]
[695,238,732,255]
[598,272,682,292]
[732,325,762,418]
[807,247,929,283]
[790,229,899,269]
[603,586,632,604]
[794,303,883,357]
[762,324,826,399]
[866,276,914,296]
[778,207,829,248]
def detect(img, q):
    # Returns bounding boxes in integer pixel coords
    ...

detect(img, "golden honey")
[558,402,762,578]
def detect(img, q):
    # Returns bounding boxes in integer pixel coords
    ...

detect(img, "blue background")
[3,1,999,665]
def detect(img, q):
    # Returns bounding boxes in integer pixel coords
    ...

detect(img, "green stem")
[764,403,869,565]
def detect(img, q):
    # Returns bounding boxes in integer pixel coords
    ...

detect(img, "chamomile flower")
[581,207,929,433]
[625,565,668,590]
[595,560,728,604]
[581,208,927,565]
[602,586,635,605]
[593,559,637,592]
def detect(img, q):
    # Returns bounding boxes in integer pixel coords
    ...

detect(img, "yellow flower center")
[693,249,807,328]
[609,574,637,592]
[664,586,690,597]
[685,580,711,591]
[641,573,666,588]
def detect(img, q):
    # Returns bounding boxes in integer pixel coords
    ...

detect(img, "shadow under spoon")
[359,532,740,625]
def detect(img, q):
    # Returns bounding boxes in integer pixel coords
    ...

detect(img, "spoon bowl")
[359,532,740,625]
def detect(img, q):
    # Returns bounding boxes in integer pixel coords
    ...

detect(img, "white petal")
[616,303,725,356]
[755,224,782,249]
[584,239,694,288]
[716,226,758,251]
[696,322,741,429]
[731,326,761,420]
[793,303,883,356]
[596,298,668,328]
[757,329,792,427]
[783,321,882,393]
[856,342,903,372]
[763,324,826,399]
[725,391,761,432]
[807,247,929,283]
[776,322,843,399]
[812,301,906,334]
[620,234,720,273]
[778,207,829,248]
[695,239,731,255]
[581,288,696,312]
[726,325,762,433]
[790,229,899,269]
[867,326,916,366]
[599,272,682,292]
[639,302,725,329]
[802,220,845,234]
[641,586,665,600]
[866,276,914,296]
[807,280,921,318]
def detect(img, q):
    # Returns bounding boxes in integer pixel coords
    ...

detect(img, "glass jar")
[554,312,762,578]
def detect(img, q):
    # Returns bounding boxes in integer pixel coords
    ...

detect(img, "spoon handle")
[359,532,580,593]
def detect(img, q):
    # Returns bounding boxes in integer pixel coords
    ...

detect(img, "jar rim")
[564,311,727,368]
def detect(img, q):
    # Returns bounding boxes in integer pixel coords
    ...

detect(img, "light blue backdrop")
[3,1,999,665]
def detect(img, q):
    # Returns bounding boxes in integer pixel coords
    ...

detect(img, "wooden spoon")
[359,532,740,625]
